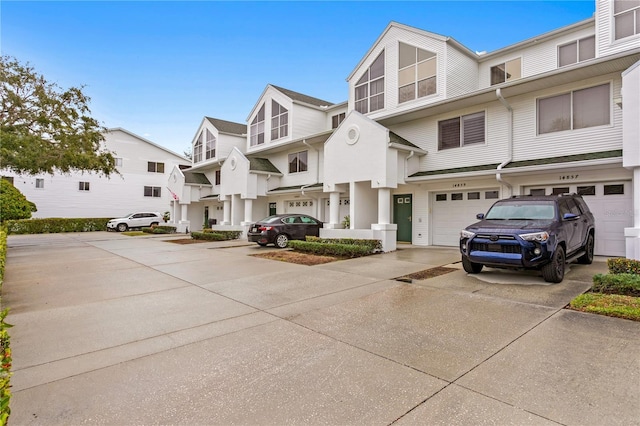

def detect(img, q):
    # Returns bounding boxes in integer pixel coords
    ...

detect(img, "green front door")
[394,194,412,242]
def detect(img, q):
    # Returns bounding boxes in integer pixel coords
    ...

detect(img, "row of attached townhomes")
[2,128,191,219]
[168,0,640,258]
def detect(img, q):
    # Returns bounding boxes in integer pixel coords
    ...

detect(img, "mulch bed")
[252,250,341,266]
[164,238,210,244]
[396,266,457,282]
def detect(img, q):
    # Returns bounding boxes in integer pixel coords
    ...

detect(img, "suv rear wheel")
[462,257,483,274]
[577,233,594,265]
[542,246,565,283]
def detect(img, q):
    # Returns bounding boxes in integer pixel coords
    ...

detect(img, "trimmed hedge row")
[607,257,640,275]
[305,236,382,252]
[191,231,242,241]
[142,226,177,234]
[5,218,112,235]
[592,273,640,297]
[0,227,12,424]
[288,240,377,258]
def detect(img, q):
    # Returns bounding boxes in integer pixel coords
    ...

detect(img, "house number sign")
[452,183,466,188]
[559,174,579,180]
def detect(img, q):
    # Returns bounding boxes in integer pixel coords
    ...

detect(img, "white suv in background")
[107,212,163,232]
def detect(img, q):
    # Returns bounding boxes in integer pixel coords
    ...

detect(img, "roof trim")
[106,128,190,162]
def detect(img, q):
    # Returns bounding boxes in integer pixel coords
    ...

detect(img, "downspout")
[496,88,513,194]
[405,150,415,180]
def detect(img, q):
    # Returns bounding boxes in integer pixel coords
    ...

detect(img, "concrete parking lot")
[3,232,639,425]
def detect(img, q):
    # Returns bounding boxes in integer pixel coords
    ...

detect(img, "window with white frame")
[398,42,437,103]
[438,112,485,150]
[614,0,640,40]
[35,178,44,189]
[79,181,90,191]
[147,161,165,173]
[215,170,221,185]
[288,150,308,174]
[205,129,216,160]
[537,83,610,134]
[271,100,288,140]
[490,58,522,85]
[558,36,595,67]
[355,51,385,114]
[250,104,265,146]
[144,186,161,197]
[194,131,203,163]
[331,113,345,129]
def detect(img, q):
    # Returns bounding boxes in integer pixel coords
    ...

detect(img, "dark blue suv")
[460,194,595,283]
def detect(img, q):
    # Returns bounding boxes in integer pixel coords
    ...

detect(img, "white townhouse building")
[169,0,640,258]
[2,128,191,219]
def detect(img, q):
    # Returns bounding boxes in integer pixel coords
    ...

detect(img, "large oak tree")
[0,55,117,176]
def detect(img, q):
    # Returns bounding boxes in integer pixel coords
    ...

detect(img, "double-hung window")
[205,129,216,160]
[144,186,161,197]
[35,178,44,189]
[614,0,640,40]
[398,42,437,103]
[355,51,385,114]
[79,182,90,191]
[288,151,308,174]
[271,100,288,140]
[215,170,221,185]
[558,36,595,67]
[250,104,265,146]
[490,58,521,85]
[438,112,485,150]
[537,83,610,134]
[148,162,165,173]
[331,113,345,129]
[194,131,203,163]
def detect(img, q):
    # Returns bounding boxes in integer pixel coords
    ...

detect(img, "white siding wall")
[511,74,622,161]
[446,45,479,98]
[596,0,640,57]
[4,129,189,218]
[291,104,330,139]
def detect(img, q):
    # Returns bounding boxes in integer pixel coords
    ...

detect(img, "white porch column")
[176,203,190,233]
[377,187,391,225]
[625,167,640,260]
[242,198,253,226]
[325,192,342,229]
[223,199,231,225]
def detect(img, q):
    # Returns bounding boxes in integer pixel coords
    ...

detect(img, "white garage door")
[284,199,315,216]
[432,189,500,246]
[525,182,632,256]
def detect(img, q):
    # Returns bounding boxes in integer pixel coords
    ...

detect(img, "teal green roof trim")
[410,150,622,178]
[184,172,212,185]
[269,183,323,192]
[248,157,281,174]
[389,131,421,150]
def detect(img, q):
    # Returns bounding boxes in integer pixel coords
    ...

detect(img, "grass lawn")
[569,293,640,321]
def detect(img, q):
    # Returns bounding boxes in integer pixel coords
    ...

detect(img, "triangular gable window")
[250,104,265,146]
[355,51,385,114]
[398,42,436,103]
[271,100,288,140]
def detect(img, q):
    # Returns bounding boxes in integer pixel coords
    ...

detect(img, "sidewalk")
[3,232,639,425]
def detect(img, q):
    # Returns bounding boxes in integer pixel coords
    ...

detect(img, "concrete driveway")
[3,232,639,425]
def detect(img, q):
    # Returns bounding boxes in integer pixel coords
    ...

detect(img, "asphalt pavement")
[2,232,639,425]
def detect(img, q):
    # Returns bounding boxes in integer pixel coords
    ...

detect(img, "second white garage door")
[431,189,500,246]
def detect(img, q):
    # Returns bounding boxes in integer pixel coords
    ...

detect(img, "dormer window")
[614,0,640,40]
[355,51,385,114]
[271,100,288,140]
[194,131,203,163]
[398,42,437,103]
[250,104,265,146]
[490,58,521,85]
[558,36,595,67]
[205,129,216,160]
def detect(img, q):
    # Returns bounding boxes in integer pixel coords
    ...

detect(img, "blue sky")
[2,1,595,155]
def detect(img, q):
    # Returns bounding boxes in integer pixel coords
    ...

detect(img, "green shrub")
[0,227,12,423]
[305,236,382,252]
[289,240,376,258]
[141,226,176,234]
[0,180,35,221]
[607,258,640,275]
[592,273,640,297]
[570,293,640,321]
[5,217,113,234]
[191,231,241,241]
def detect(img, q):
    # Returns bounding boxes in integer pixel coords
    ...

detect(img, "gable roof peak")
[204,117,247,135]
[269,84,334,108]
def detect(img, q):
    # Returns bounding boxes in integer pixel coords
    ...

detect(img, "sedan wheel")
[117,223,128,232]
[274,233,289,248]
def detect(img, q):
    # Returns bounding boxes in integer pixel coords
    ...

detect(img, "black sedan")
[247,214,323,248]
